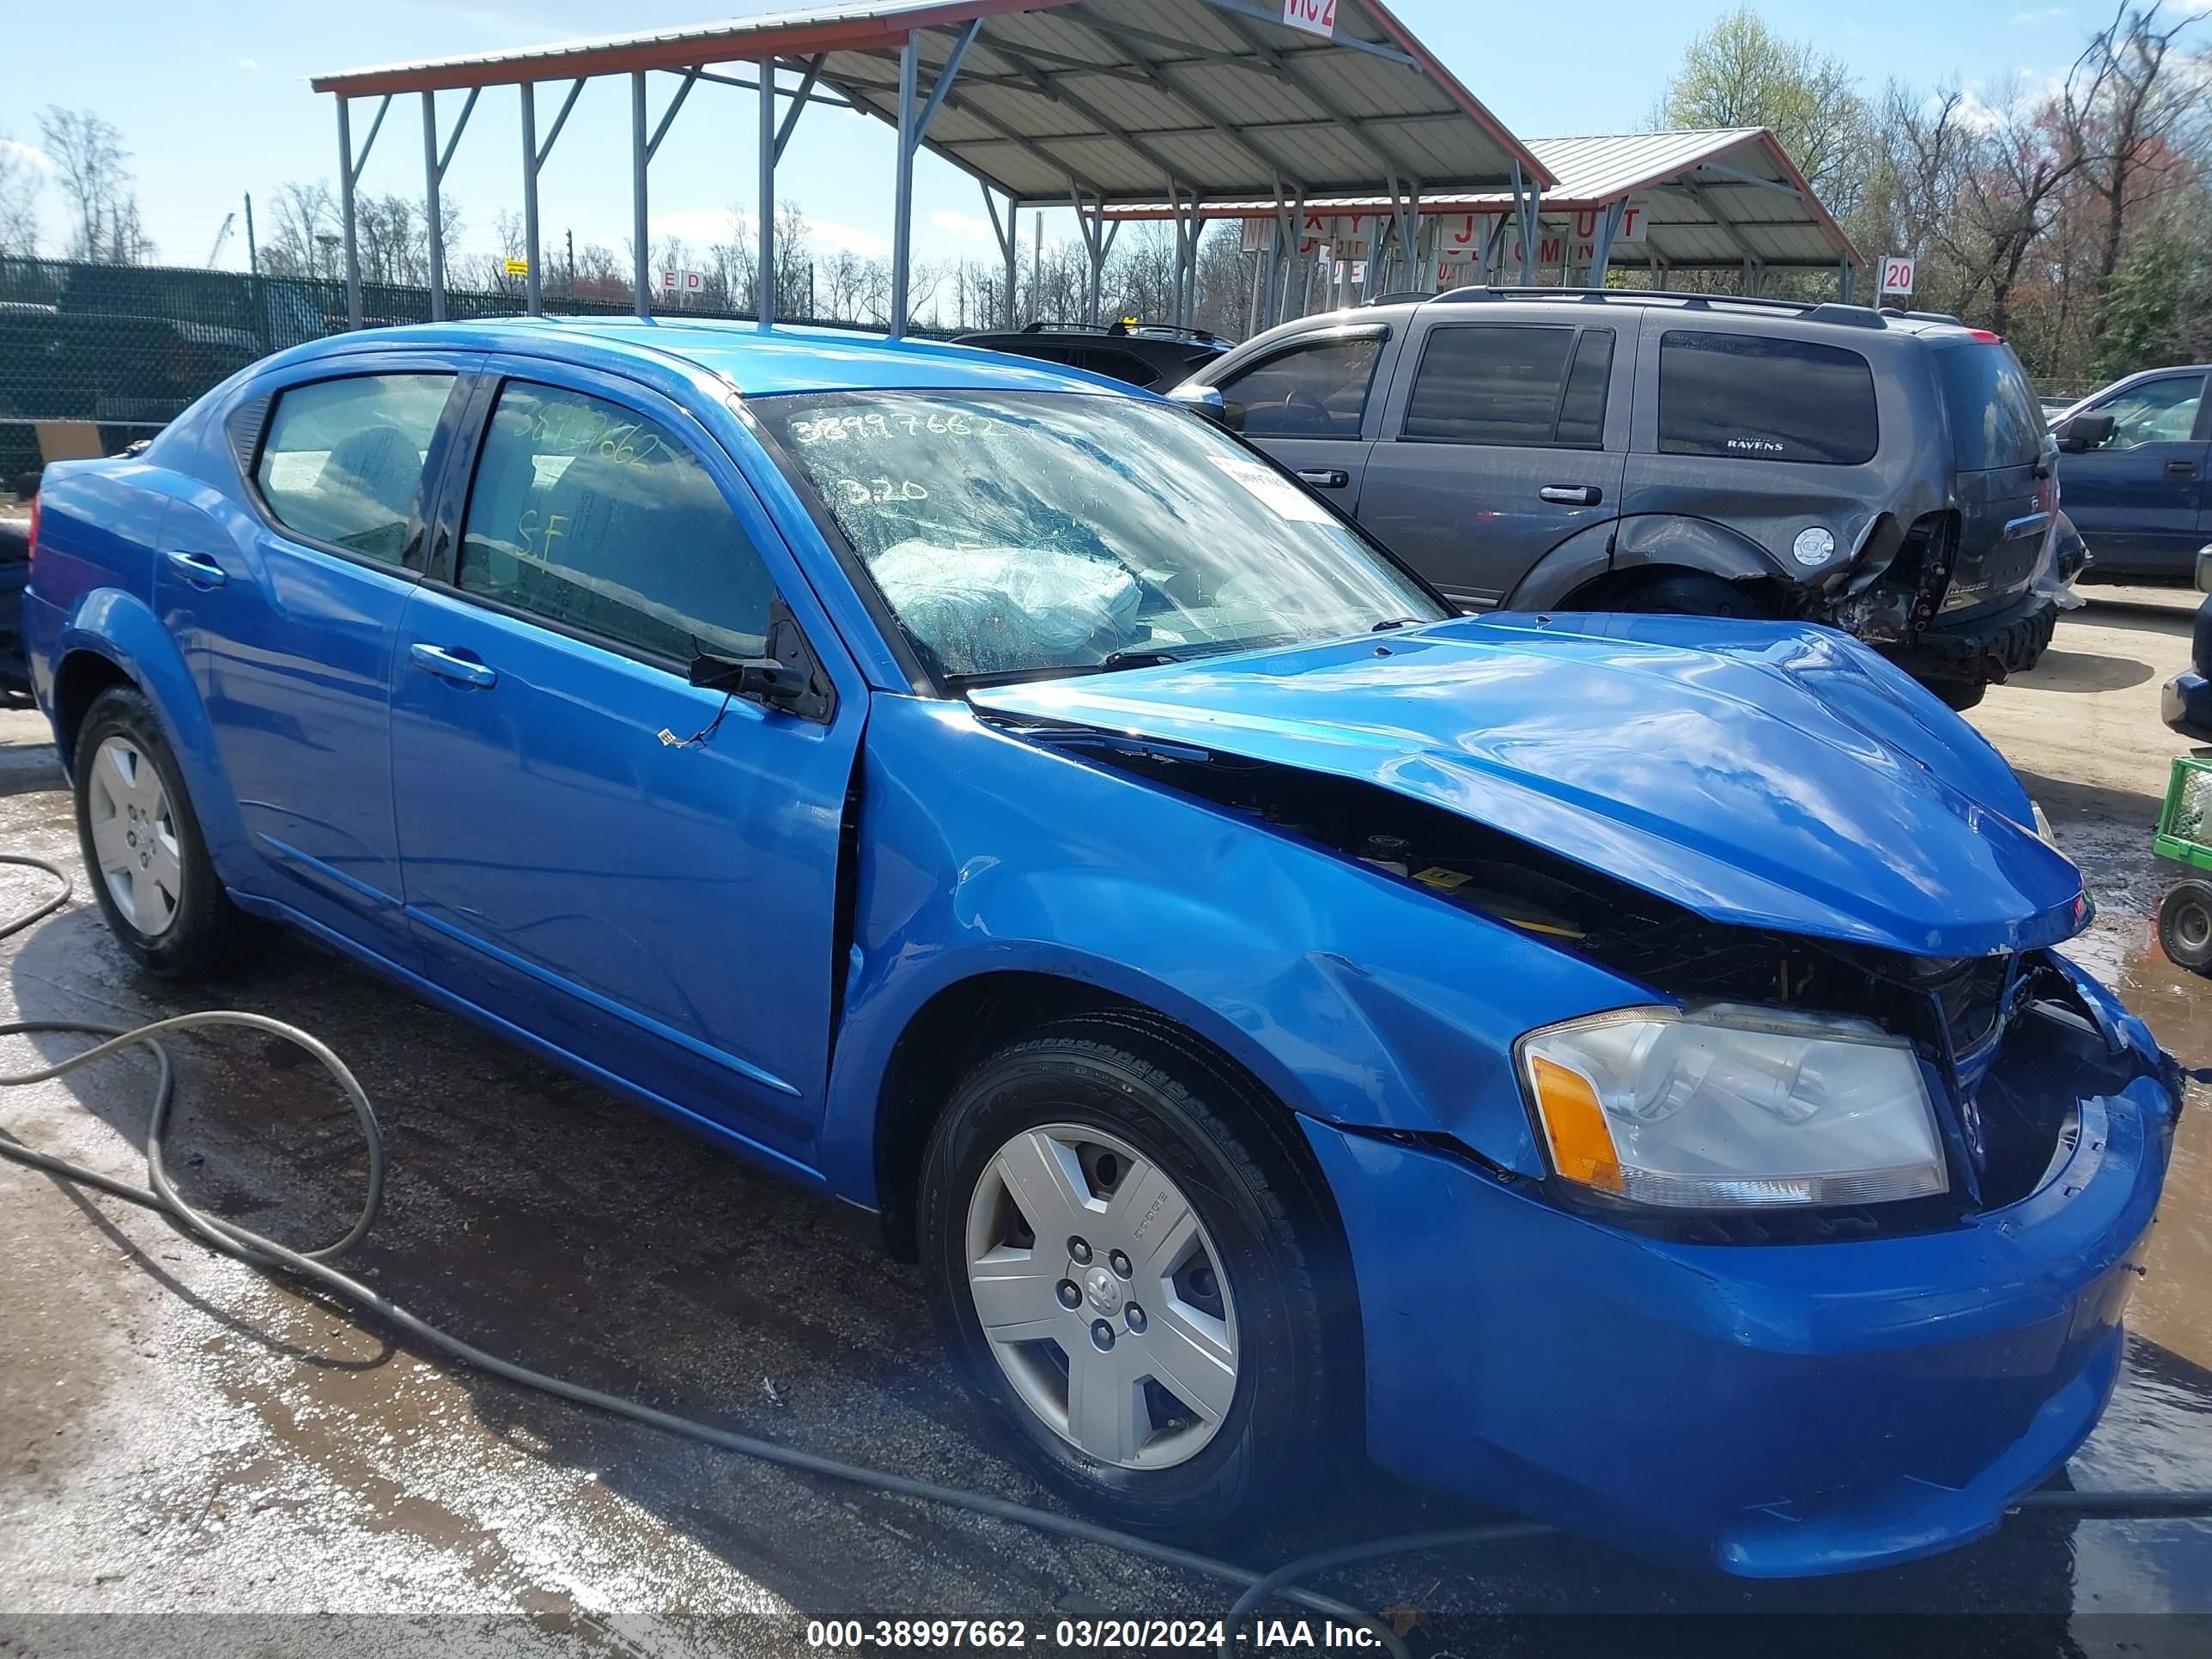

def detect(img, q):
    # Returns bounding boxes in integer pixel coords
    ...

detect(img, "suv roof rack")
[1880,306,1966,325]
[1417,286,1893,327]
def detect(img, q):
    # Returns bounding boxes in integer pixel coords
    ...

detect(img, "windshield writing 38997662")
[763,390,1442,684]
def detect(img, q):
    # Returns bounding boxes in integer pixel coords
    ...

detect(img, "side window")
[2087,375,2204,450]
[1401,325,1615,447]
[455,382,775,663]
[1658,331,1879,465]
[1221,336,1383,439]
[254,374,453,564]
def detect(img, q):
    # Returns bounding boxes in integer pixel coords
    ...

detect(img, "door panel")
[155,355,475,951]
[2058,374,2206,574]
[1356,320,1630,609]
[389,372,860,1156]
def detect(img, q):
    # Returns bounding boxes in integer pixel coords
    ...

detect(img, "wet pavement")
[1,593,2210,1656]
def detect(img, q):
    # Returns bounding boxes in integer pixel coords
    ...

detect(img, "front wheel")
[919,1022,1347,1536]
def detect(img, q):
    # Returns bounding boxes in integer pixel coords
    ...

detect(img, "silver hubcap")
[965,1123,1238,1470]
[88,736,182,937]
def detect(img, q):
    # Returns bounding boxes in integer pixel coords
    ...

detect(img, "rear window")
[1657,331,1878,465]
[1932,340,2047,471]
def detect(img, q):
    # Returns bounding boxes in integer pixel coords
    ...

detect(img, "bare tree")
[37,106,152,263]
[0,131,40,257]
[2063,3,2203,325]
[261,180,340,280]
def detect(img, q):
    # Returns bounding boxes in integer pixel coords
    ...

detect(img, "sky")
[0,0,2174,321]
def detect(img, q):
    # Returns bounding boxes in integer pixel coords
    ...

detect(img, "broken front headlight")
[1517,1004,1948,1210]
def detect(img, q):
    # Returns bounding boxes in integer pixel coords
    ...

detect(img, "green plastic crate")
[2155,756,2212,872]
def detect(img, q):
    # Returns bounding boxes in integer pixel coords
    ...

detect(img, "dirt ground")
[1,593,2209,1658]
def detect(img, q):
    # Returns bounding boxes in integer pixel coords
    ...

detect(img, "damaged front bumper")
[1302,956,2180,1578]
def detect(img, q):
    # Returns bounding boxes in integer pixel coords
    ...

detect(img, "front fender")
[48,588,250,877]
[817,696,1650,1205]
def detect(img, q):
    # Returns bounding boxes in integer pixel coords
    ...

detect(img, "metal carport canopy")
[310,1,1553,336]
[1103,126,1862,288]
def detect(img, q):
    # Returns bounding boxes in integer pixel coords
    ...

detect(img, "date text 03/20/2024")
[805,1618,1387,1650]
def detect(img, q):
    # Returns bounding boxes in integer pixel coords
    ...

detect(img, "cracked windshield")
[761,392,1444,682]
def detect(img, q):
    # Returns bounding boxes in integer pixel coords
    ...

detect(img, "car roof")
[295,315,1138,398]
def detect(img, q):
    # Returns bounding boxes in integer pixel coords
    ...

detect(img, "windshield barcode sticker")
[1206,454,1334,524]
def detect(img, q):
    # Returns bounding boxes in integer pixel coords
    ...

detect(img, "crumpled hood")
[969,612,2087,959]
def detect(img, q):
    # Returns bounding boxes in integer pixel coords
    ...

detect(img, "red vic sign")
[1282,0,1335,38]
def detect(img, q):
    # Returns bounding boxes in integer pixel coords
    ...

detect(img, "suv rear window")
[1932,339,2046,471]
[1658,331,1878,465]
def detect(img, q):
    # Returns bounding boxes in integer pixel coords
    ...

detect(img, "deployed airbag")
[872,538,1140,676]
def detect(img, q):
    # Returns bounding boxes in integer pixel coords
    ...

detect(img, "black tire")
[1615,569,1765,619]
[1924,678,1988,713]
[918,1016,1348,1537]
[2160,879,2212,975]
[71,686,276,978]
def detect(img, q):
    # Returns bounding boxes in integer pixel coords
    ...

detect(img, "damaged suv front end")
[756,385,2179,1577]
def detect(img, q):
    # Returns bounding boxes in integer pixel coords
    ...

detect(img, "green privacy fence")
[0,256,951,494]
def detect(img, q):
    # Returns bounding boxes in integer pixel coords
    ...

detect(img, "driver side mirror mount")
[2057,410,2115,453]
[1166,383,1245,433]
[687,600,837,722]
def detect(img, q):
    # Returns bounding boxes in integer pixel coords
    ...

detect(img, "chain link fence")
[0,256,953,496]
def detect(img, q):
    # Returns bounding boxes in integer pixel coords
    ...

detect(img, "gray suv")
[1172,288,2062,708]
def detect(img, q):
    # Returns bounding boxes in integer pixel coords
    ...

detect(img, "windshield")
[757,390,1445,684]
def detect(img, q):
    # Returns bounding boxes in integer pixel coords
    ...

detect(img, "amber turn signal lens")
[1528,1055,1624,1194]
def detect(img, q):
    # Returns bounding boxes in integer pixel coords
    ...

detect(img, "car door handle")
[409,642,499,689]
[2169,461,2199,479]
[1296,468,1351,489]
[163,550,228,588]
[1539,485,1602,507]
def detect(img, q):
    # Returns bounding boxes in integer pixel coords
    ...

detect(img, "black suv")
[956,321,1229,391]
[1171,288,2062,708]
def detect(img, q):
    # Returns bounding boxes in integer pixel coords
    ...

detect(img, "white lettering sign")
[1281,0,1336,39]
[1880,255,1915,296]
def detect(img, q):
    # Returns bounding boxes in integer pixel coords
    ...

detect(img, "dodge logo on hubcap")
[1084,1266,1121,1316]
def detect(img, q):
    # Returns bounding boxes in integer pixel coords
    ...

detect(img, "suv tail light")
[1969,329,2003,344]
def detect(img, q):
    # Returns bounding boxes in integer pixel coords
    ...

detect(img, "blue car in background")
[2052,364,2211,576]
[17,318,2182,1576]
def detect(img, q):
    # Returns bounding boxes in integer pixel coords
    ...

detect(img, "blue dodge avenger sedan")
[20,319,2180,1576]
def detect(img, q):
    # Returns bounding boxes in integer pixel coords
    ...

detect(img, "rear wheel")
[72,687,275,978]
[2160,879,2212,975]
[919,1020,1346,1535]
[1614,570,1765,618]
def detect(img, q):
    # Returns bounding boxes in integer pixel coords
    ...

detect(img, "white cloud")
[238,57,261,70]
[929,209,996,246]
[2007,6,2064,22]
[0,137,54,173]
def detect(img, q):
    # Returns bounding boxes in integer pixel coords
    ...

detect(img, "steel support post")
[337,98,362,329]
[890,21,980,339]
[422,94,447,320]
[890,38,920,337]
[983,184,1019,330]
[1587,199,1625,290]
[1840,256,1855,303]
[759,58,776,327]
[632,72,650,319]
[520,85,542,316]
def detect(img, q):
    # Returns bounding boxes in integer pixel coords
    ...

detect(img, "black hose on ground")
[0,848,2207,1657]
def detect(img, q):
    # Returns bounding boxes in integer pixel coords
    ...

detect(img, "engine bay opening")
[1006,717,2104,1237]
